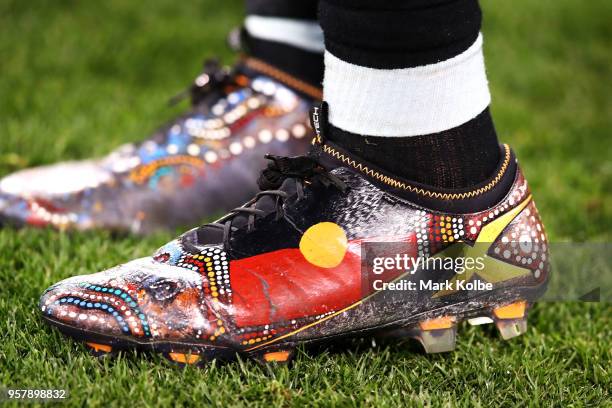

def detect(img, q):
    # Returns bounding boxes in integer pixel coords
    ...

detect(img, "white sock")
[244,15,324,54]
[323,33,491,137]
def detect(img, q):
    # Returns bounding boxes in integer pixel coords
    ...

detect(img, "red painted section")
[180,173,196,187]
[230,241,363,327]
[31,198,67,213]
[229,233,417,328]
[26,198,67,227]
[26,214,49,227]
[231,109,261,133]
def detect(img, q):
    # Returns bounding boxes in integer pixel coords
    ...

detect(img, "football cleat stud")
[495,318,528,340]
[254,350,295,364]
[493,300,530,340]
[85,342,114,357]
[167,352,202,365]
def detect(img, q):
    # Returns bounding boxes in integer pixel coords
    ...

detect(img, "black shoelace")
[207,154,347,250]
[168,58,235,107]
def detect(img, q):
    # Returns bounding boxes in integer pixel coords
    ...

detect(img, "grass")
[0,0,610,406]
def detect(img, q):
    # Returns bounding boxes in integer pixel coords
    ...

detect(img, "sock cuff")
[244,16,324,54]
[323,33,491,137]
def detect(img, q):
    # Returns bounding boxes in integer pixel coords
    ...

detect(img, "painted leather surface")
[0,68,314,233]
[40,155,550,350]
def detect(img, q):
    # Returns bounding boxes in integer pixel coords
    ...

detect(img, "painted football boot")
[39,105,549,364]
[0,58,320,233]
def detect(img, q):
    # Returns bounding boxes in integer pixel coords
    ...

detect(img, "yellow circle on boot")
[299,222,348,268]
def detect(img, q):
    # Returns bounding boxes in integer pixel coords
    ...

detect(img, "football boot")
[39,104,549,364]
[0,58,320,233]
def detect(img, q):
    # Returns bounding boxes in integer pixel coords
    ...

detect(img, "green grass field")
[0,0,610,406]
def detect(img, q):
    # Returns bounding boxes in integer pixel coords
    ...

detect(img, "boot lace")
[207,154,347,249]
[168,58,236,107]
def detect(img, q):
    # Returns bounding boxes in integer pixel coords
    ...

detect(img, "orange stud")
[493,300,527,319]
[168,352,201,364]
[419,316,455,331]
[262,351,291,362]
[86,342,112,353]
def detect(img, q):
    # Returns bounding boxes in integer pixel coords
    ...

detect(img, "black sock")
[319,0,501,189]
[244,0,323,87]
[327,108,501,189]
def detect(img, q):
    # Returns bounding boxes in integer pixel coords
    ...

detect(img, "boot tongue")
[309,101,328,145]
[306,101,357,172]
[194,176,298,246]
[193,102,340,248]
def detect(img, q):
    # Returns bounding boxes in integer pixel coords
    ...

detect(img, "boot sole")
[42,294,539,367]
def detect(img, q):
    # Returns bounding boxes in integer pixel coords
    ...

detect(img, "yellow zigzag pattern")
[322,144,511,200]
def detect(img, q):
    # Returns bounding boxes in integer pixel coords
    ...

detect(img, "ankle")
[327,108,500,190]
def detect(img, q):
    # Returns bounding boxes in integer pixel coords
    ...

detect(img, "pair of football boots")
[7,49,549,365]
